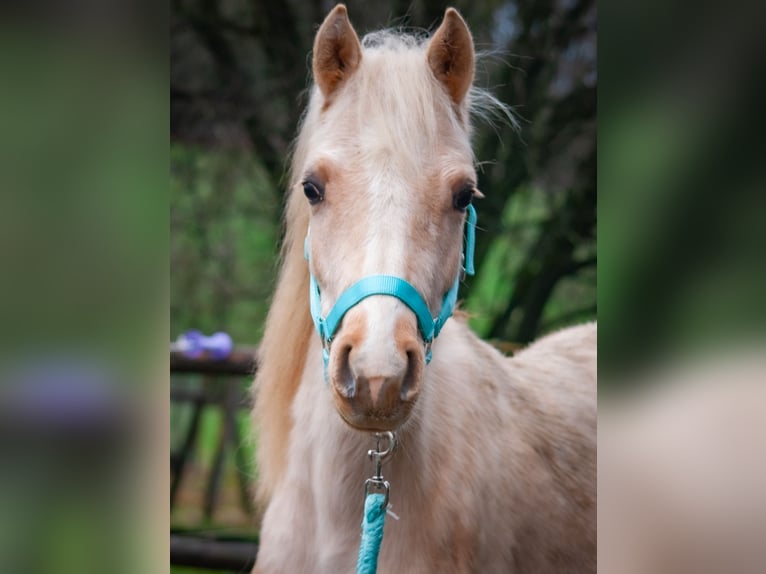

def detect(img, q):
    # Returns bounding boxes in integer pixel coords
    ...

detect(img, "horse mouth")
[339,412,404,432]
[331,390,414,432]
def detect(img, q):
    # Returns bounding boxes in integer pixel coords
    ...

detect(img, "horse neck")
[253,191,312,504]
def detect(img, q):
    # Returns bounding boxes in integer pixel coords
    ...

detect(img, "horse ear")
[312,4,362,99]
[426,8,475,106]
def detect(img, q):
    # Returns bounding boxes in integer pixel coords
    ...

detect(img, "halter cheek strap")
[306,205,477,369]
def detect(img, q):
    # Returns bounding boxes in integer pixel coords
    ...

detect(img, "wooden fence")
[170,349,259,571]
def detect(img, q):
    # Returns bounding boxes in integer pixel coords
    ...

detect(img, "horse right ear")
[312,4,362,100]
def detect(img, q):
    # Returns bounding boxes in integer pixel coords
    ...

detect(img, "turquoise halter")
[305,205,477,371]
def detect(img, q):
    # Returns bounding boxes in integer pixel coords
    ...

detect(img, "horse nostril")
[335,344,356,398]
[400,349,420,401]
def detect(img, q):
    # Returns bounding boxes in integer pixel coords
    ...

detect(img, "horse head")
[299,5,479,432]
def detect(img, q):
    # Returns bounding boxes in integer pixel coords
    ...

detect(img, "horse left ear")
[426,8,475,106]
[312,4,362,100]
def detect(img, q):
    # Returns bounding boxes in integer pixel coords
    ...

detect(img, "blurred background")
[598,1,766,572]
[170,0,595,570]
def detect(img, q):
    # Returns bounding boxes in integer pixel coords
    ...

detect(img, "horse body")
[253,5,596,573]
[256,320,595,573]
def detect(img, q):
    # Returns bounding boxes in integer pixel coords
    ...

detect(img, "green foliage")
[466,185,596,339]
[171,145,280,344]
[467,185,553,335]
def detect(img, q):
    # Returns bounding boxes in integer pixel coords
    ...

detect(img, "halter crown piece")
[305,204,477,374]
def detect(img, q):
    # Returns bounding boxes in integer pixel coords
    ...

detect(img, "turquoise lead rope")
[356,492,387,574]
[356,431,397,574]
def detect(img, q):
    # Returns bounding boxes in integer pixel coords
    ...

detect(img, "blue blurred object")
[171,330,233,359]
[0,356,125,428]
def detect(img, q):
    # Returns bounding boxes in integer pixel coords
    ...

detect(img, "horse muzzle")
[327,317,424,432]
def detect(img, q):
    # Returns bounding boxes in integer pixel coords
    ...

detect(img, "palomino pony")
[253,5,596,573]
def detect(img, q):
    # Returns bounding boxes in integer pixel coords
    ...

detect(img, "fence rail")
[171,348,259,571]
[171,532,258,571]
[170,348,258,376]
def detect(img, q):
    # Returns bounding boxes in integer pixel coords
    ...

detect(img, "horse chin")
[340,414,405,433]
[330,390,414,433]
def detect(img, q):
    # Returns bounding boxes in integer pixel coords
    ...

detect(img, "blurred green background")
[599,0,766,380]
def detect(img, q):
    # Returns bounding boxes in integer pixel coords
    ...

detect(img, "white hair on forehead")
[351,43,461,167]
[361,29,427,50]
[359,29,519,133]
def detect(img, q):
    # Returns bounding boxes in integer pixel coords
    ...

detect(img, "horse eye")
[453,187,473,211]
[303,181,324,205]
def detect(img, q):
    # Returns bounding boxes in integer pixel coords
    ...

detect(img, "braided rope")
[356,493,387,574]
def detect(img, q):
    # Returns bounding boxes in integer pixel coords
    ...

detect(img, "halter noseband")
[305,205,477,371]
